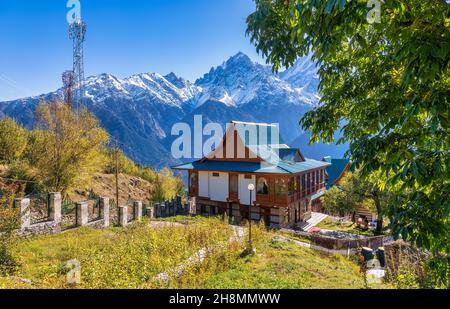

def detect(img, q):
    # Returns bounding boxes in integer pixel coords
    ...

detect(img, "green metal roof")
[311,190,326,201]
[324,158,350,189]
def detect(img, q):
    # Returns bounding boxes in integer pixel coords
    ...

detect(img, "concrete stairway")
[298,212,328,232]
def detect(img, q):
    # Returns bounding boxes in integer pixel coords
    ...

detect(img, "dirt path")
[148,221,186,229]
[153,225,246,286]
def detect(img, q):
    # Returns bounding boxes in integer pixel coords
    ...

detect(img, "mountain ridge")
[0,52,347,168]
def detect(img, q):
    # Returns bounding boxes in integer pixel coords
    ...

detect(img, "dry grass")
[69,173,154,205]
[0,217,391,289]
[1,218,235,289]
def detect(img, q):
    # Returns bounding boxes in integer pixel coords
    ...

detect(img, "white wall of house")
[239,174,256,205]
[208,172,229,202]
[199,171,209,198]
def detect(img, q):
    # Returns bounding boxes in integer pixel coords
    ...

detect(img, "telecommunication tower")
[68,18,87,112]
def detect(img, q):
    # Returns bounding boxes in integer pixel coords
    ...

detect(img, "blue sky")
[0,0,263,101]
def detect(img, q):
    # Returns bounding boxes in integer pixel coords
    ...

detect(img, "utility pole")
[247,183,255,254]
[114,145,120,218]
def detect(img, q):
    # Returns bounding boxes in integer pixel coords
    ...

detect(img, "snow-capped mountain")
[195,52,313,107]
[0,52,347,168]
[279,54,321,104]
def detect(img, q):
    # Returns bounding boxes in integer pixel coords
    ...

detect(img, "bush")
[0,118,28,163]
[4,160,44,196]
[0,208,20,276]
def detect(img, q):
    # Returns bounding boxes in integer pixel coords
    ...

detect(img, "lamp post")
[247,183,255,251]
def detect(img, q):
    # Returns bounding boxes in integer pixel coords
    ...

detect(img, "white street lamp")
[248,183,255,251]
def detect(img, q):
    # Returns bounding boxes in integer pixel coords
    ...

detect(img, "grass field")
[316,218,376,236]
[0,217,389,289]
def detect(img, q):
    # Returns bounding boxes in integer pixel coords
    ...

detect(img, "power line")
[0,176,39,184]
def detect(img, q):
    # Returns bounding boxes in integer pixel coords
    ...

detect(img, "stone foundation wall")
[16,220,61,237]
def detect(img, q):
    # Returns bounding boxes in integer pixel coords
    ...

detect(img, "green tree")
[247,0,449,285]
[28,102,109,195]
[0,206,20,275]
[152,168,184,202]
[320,185,353,217]
[0,118,28,163]
[322,170,394,233]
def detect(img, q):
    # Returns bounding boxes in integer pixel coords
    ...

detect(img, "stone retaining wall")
[282,229,384,252]
[16,220,61,237]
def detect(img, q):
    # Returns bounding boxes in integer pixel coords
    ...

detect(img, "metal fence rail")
[61,199,77,230]
[28,194,50,224]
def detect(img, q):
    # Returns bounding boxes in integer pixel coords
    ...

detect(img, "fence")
[13,192,189,237]
[28,193,50,225]
[282,229,385,255]
[61,198,77,231]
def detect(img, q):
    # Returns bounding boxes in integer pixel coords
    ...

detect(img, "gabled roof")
[323,157,351,189]
[278,148,305,162]
[172,121,331,175]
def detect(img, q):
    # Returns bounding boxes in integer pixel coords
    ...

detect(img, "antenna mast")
[68,18,87,113]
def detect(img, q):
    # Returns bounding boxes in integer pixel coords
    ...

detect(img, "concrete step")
[299,212,328,232]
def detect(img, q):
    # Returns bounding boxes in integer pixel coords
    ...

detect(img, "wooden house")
[173,121,330,228]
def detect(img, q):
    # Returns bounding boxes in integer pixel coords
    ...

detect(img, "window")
[275,178,287,197]
[244,174,252,179]
[257,177,269,195]
[212,172,220,177]
[229,174,238,193]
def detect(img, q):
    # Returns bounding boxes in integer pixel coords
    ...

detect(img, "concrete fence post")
[100,197,110,228]
[189,197,196,215]
[146,206,154,218]
[133,201,143,221]
[15,198,31,229]
[49,192,62,224]
[76,202,88,226]
[119,206,128,227]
